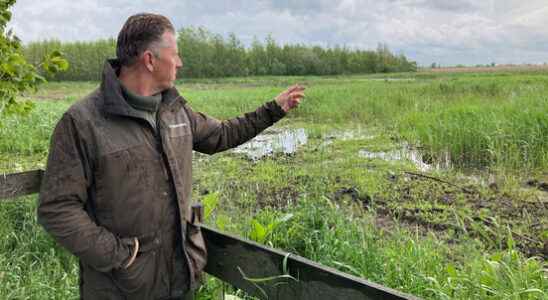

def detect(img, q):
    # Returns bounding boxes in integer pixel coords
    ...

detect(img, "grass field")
[1,71,547,299]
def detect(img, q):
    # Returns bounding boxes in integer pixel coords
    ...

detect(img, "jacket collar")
[100,59,185,118]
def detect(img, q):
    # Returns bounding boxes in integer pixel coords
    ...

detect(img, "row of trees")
[23,26,416,81]
[23,39,114,81]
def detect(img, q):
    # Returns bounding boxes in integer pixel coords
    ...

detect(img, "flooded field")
[1,72,547,299]
[231,127,451,171]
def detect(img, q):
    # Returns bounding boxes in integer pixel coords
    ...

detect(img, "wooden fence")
[1,170,419,300]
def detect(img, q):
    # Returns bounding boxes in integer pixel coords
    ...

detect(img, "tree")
[248,37,267,75]
[0,0,67,115]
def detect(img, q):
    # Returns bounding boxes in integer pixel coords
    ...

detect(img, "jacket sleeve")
[187,100,286,154]
[37,112,132,272]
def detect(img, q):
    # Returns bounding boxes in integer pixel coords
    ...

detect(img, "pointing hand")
[275,84,306,112]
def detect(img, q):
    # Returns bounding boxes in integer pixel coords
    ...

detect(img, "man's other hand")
[275,84,306,112]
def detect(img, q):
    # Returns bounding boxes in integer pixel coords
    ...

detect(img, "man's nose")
[176,56,183,69]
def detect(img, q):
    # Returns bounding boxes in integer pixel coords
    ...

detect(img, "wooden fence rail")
[1,170,419,300]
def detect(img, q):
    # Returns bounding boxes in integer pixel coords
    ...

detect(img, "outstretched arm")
[189,85,305,154]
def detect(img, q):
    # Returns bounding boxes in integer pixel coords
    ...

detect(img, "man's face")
[150,31,182,91]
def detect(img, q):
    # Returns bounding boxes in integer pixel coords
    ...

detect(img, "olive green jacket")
[37,59,286,299]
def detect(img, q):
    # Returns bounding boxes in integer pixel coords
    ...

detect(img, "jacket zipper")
[155,107,196,286]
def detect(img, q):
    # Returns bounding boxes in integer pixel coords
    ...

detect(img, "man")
[38,13,304,300]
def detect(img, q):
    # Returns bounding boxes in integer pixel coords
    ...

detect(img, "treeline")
[23,27,416,81]
[24,39,115,81]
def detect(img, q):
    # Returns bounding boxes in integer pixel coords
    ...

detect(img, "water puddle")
[230,127,451,171]
[324,129,376,141]
[232,128,308,160]
[320,129,377,147]
[359,147,451,171]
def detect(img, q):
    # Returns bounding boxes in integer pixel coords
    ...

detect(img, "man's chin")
[159,82,176,92]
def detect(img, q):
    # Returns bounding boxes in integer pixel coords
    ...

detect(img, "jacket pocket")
[111,250,154,295]
[185,222,207,286]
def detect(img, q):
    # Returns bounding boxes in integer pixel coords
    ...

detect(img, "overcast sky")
[7,0,548,66]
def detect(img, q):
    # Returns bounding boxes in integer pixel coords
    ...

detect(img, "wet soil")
[526,179,548,192]
[196,126,547,260]
[332,187,371,208]
[373,172,548,258]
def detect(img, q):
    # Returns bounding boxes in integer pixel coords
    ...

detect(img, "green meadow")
[1,70,547,299]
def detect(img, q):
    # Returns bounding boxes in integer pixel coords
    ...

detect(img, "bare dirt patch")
[372,172,547,258]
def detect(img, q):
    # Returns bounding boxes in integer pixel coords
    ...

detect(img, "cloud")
[388,0,480,12]
[7,0,548,66]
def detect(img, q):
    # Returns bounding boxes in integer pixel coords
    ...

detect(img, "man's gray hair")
[116,13,175,66]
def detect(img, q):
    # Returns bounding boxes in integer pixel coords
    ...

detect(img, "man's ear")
[142,50,155,72]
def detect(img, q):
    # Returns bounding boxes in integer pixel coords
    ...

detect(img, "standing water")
[359,147,451,171]
[232,128,308,160]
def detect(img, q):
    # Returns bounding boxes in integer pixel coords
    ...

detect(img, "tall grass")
[427,248,547,299]
[2,72,547,173]
[1,71,547,299]
[218,195,547,299]
[0,198,79,299]
[399,81,548,170]
[3,72,547,172]
[186,73,548,171]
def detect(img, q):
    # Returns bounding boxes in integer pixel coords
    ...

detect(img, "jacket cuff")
[266,100,286,122]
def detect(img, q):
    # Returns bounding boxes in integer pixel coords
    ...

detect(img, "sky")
[7,0,548,66]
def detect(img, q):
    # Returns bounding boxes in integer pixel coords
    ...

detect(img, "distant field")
[422,64,548,73]
[1,70,547,299]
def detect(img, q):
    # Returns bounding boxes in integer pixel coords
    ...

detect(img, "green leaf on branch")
[0,10,11,25]
[0,0,68,116]
[42,50,70,75]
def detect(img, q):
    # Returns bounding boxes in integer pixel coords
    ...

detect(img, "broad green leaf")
[446,263,457,277]
[250,219,266,243]
[202,192,219,220]
[215,215,229,231]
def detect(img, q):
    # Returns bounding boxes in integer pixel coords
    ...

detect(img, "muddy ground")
[200,127,548,260]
